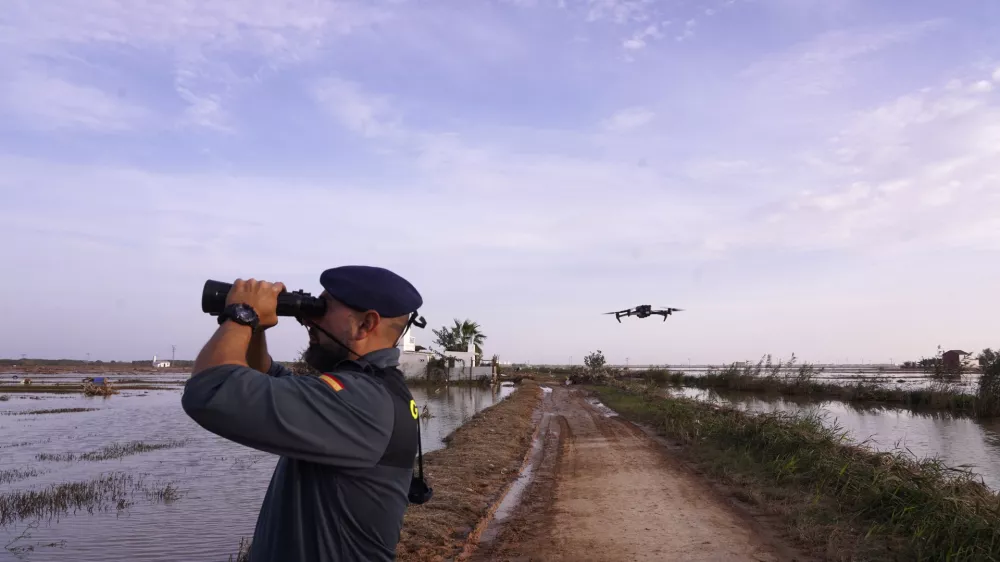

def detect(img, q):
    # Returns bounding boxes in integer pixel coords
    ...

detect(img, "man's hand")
[226,278,286,330]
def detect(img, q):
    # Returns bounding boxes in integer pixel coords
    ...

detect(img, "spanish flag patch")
[320,374,344,392]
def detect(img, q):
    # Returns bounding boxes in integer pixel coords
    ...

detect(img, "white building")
[395,325,483,379]
[152,355,171,368]
[440,341,476,367]
[397,325,435,378]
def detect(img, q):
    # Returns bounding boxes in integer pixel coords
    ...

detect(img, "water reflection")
[0,381,515,561]
[411,383,515,452]
[666,387,1000,490]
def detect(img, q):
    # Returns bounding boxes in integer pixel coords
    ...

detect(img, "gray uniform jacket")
[181,347,412,561]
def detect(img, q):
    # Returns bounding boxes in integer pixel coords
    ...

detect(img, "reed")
[0,467,41,485]
[2,407,99,416]
[643,355,983,416]
[228,537,252,562]
[35,440,187,462]
[0,472,138,526]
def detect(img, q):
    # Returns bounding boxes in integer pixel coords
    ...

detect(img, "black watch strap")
[218,303,260,332]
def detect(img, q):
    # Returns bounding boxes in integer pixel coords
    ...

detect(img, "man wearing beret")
[182,265,427,561]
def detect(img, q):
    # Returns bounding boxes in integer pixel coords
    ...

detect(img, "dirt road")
[470,386,803,562]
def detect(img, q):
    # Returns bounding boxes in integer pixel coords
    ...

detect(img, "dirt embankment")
[396,380,544,561]
[470,386,809,562]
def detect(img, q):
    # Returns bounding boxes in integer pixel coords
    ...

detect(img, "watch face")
[233,304,258,324]
[232,304,257,325]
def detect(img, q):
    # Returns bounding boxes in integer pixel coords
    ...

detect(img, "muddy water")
[0,379,513,561]
[667,387,1000,490]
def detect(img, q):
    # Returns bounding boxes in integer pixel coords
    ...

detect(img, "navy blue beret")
[319,265,422,318]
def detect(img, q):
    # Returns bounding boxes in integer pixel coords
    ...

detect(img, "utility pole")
[171,345,176,362]
[86,353,90,363]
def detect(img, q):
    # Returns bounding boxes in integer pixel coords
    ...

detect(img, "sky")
[1,0,998,366]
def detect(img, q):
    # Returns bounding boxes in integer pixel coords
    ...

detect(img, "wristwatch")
[218,303,260,332]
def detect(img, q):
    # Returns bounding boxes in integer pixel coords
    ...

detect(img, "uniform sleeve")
[181,364,393,467]
[266,359,295,378]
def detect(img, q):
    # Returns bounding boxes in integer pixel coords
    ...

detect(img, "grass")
[0,467,42,485]
[35,440,187,462]
[1,407,99,416]
[0,472,184,527]
[591,378,1000,562]
[228,536,252,562]
[631,355,984,416]
[0,472,138,526]
[144,482,183,503]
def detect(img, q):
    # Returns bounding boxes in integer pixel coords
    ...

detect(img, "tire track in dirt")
[471,387,804,562]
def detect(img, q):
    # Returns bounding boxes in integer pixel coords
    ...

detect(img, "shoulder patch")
[409,399,419,419]
[319,374,345,392]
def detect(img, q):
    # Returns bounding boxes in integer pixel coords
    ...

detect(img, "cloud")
[1,71,151,132]
[601,107,656,131]
[741,19,946,95]
[675,18,696,41]
[725,70,1000,255]
[622,23,663,50]
[585,0,657,24]
[0,0,392,132]
[312,78,402,139]
[971,80,994,93]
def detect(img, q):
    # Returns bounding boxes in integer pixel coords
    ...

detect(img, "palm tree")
[433,318,487,365]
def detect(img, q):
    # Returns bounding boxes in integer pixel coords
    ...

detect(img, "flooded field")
[0,374,513,561]
[666,386,1000,490]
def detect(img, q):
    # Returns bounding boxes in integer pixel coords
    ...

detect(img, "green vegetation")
[974,348,1000,417]
[228,537,252,562]
[1,407,100,415]
[653,362,977,415]
[0,467,42,485]
[584,349,606,370]
[592,379,1000,562]
[35,440,187,462]
[0,472,183,526]
[614,353,1000,417]
[144,482,183,503]
[0,472,138,526]
[432,318,487,362]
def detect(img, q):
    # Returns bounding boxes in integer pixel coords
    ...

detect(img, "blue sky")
[1,0,998,366]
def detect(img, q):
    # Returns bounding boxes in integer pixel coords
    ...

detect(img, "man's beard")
[301,341,352,374]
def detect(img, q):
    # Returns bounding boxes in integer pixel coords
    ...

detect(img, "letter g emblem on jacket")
[409,400,419,420]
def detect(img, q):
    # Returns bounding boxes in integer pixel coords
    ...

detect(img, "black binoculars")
[201,280,327,318]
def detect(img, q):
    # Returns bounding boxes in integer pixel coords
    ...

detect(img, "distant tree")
[432,319,487,363]
[976,348,1000,417]
[979,348,997,371]
[584,350,606,371]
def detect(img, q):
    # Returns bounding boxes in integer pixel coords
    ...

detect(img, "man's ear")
[358,311,380,338]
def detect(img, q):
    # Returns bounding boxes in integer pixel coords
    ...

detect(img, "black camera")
[201,280,328,318]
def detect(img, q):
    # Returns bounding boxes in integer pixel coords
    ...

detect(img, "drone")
[603,304,684,323]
